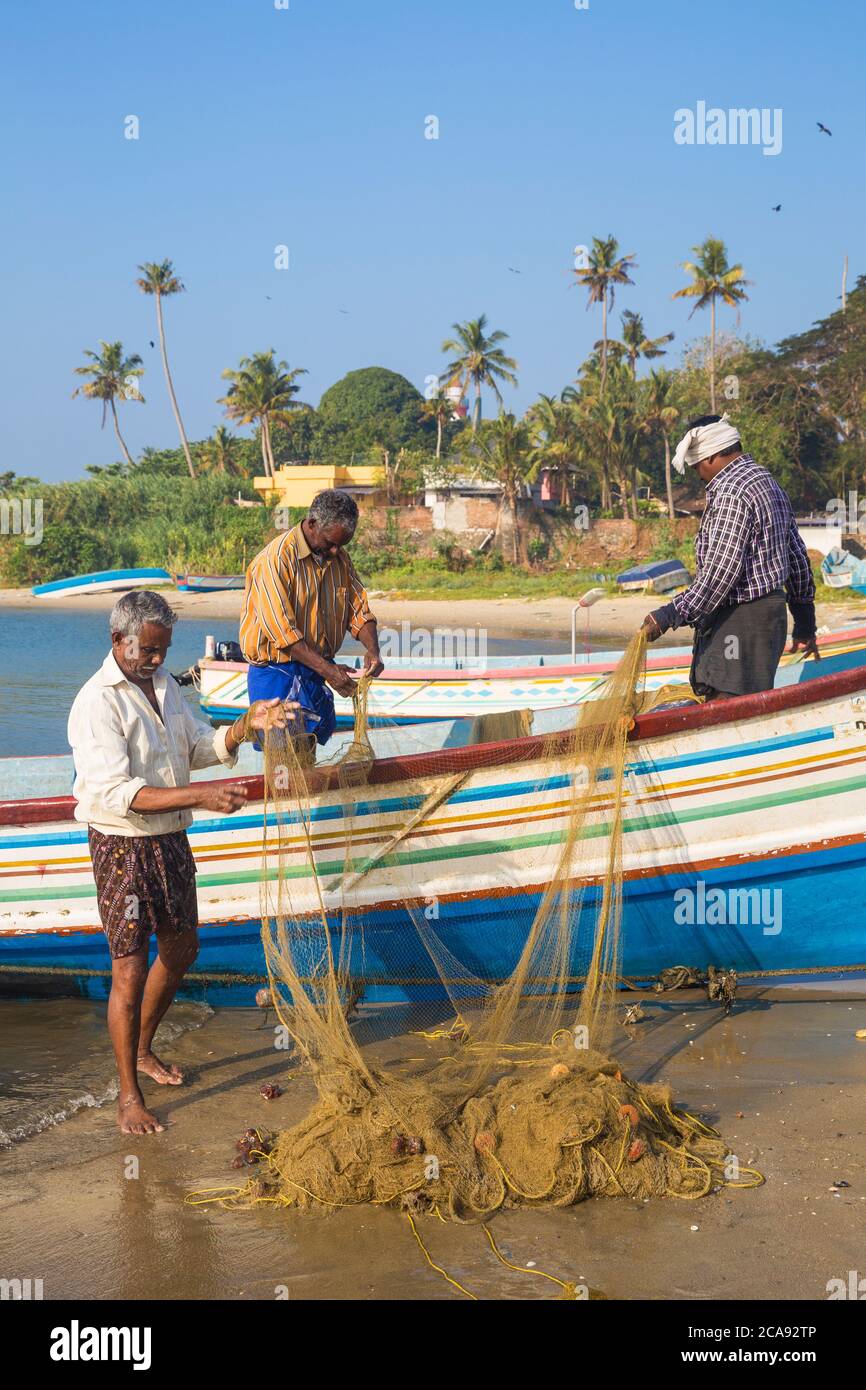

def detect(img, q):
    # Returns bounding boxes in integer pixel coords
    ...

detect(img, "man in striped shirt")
[641,414,818,700]
[240,489,383,760]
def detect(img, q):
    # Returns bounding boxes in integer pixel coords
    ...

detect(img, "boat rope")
[1,960,865,986]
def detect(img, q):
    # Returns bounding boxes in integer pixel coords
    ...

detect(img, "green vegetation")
[672,238,750,413]
[219,351,308,479]
[314,366,436,467]
[440,314,519,431]
[572,234,637,394]
[358,559,617,603]
[0,476,271,586]
[1,237,864,593]
[72,341,144,469]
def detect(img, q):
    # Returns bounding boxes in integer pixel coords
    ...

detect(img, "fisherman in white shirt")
[68,590,296,1136]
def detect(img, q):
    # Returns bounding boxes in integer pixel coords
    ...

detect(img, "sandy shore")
[2,586,864,647]
[1,984,863,1301]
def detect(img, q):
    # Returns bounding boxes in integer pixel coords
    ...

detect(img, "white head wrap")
[672,414,741,475]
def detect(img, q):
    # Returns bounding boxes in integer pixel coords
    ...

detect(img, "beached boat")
[196,625,866,727]
[31,568,172,599]
[821,546,866,593]
[172,573,245,593]
[3,662,866,1005]
[615,559,691,593]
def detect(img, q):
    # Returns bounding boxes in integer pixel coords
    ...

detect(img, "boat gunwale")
[4,661,866,829]
[196,625,866,687]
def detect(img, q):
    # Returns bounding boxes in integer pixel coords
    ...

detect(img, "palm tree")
[642,369,680,520]
[72,341,144,468]
[603,362,644,521]
[564,365,615,511]
[200,425,242,475]
[525,393,583,508]
[420,385,453,459]
[441,314,518,432]
[615,310,674,376]
[459,412,532,562]
[567,362,645,519]
[673,237,750,411]
[572,235,637,393]
[136,260,196,478]
[219,351,307,479]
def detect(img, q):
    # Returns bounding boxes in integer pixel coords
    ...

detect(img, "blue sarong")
[246,660,336,746]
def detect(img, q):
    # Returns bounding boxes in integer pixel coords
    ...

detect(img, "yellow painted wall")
[253,464,380,507]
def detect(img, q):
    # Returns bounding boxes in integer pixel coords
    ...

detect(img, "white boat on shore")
[31,567,172,599]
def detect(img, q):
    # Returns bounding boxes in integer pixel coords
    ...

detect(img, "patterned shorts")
[88,828,198,959]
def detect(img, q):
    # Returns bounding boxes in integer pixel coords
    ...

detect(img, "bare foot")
[137,1051,185,1086]
[118,1093,164,1135]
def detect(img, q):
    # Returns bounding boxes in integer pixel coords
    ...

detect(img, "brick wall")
[357,501,698,562]
[362,506,433,533]
[569,517,698,566]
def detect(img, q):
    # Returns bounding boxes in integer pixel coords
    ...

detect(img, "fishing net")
[209,633,754,1224]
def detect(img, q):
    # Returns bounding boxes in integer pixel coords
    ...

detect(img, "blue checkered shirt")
[652,454,815,633]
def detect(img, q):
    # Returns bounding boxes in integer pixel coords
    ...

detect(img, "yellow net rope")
[201,634,758,1225]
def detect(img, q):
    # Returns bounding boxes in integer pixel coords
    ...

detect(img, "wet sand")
[1,986,864,1301]
[2,586,863,647]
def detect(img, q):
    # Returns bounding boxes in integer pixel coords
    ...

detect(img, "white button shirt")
[68,652,238,837]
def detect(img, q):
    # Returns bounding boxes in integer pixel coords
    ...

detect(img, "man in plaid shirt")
[642,414,818,700]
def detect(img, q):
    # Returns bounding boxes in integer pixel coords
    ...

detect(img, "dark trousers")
[690,590,787,699]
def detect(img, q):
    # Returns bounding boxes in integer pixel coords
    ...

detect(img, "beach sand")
[2,587,864,648]
[2,985,863,1301]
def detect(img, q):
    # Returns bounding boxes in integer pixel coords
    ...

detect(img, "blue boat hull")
[32,567,171,597]
[4,833,864,1006]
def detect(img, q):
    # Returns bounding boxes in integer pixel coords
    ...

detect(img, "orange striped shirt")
[240,524,375,664]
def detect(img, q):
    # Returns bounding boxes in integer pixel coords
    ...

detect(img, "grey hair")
[109,589,178,636]
[308,489,359,532]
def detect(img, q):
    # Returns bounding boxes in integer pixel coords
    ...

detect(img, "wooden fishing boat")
[3,663,866,1005]
[31,567,172,598]
[615,558,691,593]
[196,624,866,727]
[172,573,245,593]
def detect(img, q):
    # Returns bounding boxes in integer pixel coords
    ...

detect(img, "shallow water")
[0,608,571,758]
[0,610,223,757]
[0,998,213,1147]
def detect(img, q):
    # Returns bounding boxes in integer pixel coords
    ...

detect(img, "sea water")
[0,608,570,757]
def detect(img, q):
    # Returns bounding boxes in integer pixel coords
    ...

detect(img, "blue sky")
[2,0,862,481]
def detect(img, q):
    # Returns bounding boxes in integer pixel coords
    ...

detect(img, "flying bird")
[817,121,832,136]
[149,340,155,348]
[772,204,781,212]
[507,266,522,274]
[265,295,271,300]
[338,308,349,314]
